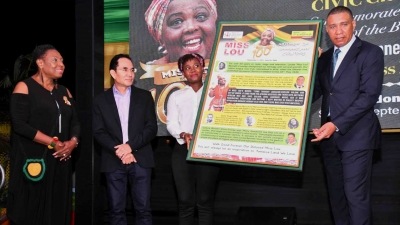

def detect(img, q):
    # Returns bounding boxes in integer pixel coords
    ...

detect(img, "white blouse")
[166,85,203,145]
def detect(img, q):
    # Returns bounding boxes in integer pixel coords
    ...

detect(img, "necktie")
[332,48,341,79]
[328,48,341,117]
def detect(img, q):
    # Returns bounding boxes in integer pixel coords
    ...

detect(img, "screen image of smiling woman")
[145,0,218,64]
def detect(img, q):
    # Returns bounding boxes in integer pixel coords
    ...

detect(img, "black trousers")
[171,142,220,225]
[321,137,374,225]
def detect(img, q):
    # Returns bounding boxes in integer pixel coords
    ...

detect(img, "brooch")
[63,96,71,106]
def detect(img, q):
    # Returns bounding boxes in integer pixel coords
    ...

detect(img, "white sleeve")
[166,92,182,140]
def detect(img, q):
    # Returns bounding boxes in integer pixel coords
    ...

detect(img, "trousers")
[171,142,220,225]
[104,163,152,225]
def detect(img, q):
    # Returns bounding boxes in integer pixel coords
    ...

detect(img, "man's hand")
[311,122,336,142]
[115,143,132,160]
[121,152,136,164]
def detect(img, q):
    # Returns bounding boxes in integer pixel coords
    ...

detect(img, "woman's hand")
[183,133,193,150]
[53,140,75,161]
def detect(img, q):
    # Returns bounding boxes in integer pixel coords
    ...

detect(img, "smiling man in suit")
[311,6,384,225]
[93,54,157,225]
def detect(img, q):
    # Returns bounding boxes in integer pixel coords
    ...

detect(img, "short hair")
[327,6,353,19]
[109,54,132,71]
[288,133,295,137]
[177,53,205,71]
[32,44,57,62]
[32,44,60,88]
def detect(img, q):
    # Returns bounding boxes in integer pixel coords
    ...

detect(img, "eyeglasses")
[116,68,137,73]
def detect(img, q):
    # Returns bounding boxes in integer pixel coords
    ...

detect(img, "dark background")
[1,1,399,225]
[1,1,76,96]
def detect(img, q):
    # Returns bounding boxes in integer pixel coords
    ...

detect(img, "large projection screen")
[104,0,400,136]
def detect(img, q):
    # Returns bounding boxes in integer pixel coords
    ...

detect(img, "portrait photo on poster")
[294,76,305,89]
[288,118,299,129]
[245,116,255,126]
[286,133,297,145]
[206,113,214,124]
[218,61,226,71]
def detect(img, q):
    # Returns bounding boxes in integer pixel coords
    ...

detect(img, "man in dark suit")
[312,6,384,225]
[93,54,157,225]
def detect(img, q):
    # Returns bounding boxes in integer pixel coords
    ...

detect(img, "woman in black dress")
[7,44,80,225]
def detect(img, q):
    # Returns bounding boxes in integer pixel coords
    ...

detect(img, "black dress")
[7,77,80,225]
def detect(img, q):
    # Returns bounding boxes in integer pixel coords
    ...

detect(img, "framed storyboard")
[187,20,323,171]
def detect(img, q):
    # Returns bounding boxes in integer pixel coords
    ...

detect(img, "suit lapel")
[331,38,362,87]
[325,48,334,86]
[128,86,137,124]
[105,88,122,130]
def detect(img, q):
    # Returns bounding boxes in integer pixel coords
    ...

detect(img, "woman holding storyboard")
[167,53,220,225]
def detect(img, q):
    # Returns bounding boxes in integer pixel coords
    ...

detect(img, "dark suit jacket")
[93,86,158,173]
[294,83,304,88]
[313,37,384,151]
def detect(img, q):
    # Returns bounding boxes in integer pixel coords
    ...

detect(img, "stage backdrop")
[104,0,400,136]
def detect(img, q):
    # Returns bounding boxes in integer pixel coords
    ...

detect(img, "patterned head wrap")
[191,53,205,68]
[145,0,218,45]
[262,28,276,39]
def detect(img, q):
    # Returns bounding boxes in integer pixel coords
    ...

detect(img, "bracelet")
[71,136,79,147]
[48,136,59,149]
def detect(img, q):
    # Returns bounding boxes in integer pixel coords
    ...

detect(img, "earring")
[158,45,167,55]
[40,71,44,84]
